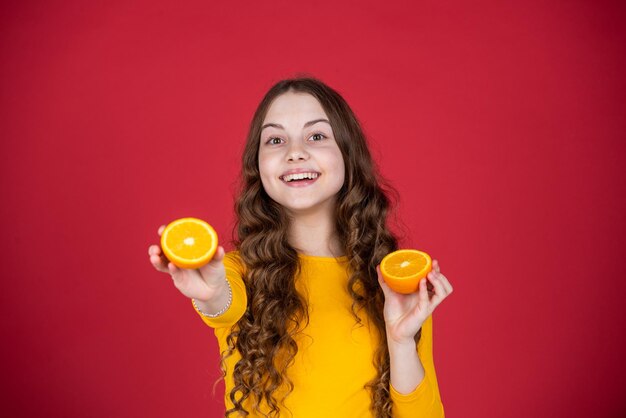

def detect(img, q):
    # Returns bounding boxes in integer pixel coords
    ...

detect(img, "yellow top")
[193,251,445,417]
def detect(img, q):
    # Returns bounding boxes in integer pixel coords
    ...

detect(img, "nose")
[286,142,309,162]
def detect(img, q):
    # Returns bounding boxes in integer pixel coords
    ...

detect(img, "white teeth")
[282,172,319,182]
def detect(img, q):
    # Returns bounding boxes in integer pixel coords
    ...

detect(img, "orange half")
[380,249,432,294]
[160,217,218,269]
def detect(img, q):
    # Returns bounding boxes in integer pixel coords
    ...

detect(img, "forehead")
[263,92,328,123]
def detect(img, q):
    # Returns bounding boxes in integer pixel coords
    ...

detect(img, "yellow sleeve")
[390,315,445,417]
[191,251,248,329]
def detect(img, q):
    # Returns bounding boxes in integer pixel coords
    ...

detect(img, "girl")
[148,77,453,417]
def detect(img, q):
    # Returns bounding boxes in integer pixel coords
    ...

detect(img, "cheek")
[258,154,275,187]
[337,163,346,188]
[330,152,346,187]
[333,149,346,173]
[258,152,269,175]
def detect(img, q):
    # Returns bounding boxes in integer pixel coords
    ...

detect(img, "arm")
[388,315,444,417]
[376,259,452,416]
[387,333,425,394]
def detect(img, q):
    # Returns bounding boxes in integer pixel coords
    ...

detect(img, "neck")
[287,207,343,258]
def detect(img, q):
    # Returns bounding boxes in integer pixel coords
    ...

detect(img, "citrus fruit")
[160,217,218,269]
[380,249,432,294]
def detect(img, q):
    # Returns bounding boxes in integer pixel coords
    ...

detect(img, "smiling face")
[258,91,346,217]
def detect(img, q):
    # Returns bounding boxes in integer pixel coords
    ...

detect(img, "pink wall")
[1,1,624,417]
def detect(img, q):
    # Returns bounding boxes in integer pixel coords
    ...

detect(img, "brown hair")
[220,76,417,417]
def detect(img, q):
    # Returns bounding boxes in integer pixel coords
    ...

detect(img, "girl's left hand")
[377,259,453,344]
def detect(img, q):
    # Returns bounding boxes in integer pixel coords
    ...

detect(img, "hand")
[148,224,227,302]
[377,259,453,345]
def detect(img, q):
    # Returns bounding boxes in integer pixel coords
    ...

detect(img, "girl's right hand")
[148,224,227,303]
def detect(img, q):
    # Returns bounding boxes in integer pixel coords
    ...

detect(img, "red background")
[1,1,625,417]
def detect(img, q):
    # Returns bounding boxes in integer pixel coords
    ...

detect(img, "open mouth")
[279,172,320,183]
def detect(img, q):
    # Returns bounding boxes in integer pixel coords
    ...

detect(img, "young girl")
[148,77,453,417]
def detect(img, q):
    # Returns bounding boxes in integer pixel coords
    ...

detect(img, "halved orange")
[380,249,432,294]
[160,217,218,269]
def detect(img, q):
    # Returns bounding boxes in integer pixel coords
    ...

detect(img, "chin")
[287,199,337,215]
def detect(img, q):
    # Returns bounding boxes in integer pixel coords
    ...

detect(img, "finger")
[198,246,225,276]
[376,265,394,299]
[158,224,166,236]
[432,259,440,274]
[213,246,225,262]
[418,278,429,308]
[168,263,190,290]
[168,262,184,283]
[148,244,169,268]
[150,253,169,273]
[427,271,448,308]
[436,272,454,294]
[148,244,163,256]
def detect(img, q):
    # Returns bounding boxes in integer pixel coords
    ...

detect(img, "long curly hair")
[220,76,419,417]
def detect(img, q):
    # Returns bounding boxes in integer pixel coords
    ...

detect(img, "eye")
[310,133,326,142]
[266,137,284,145]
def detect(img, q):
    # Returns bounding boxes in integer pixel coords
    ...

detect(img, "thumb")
[212,245,226,262]
[197,245,225,275]
[376,265,394,299]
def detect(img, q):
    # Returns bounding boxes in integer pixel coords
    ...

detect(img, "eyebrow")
[261,118,331,131]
